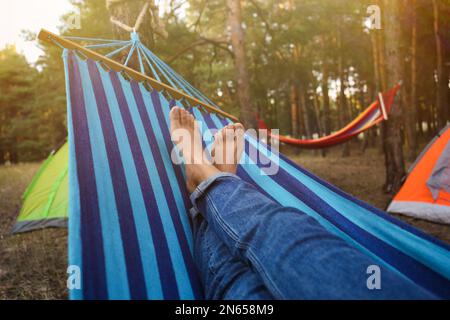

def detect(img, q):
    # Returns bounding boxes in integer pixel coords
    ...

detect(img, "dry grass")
[0,163,67,299]
[0,146,448,299]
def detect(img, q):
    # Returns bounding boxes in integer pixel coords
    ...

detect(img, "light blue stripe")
[242,122,450,279]
[77,58,131,299]
[118,76,194,299]
[64,50,83,300]
[98,66,163,299]
[140,87,194,253]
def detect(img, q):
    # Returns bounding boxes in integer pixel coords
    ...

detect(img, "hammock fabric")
[257,84,401,149]
[54,34,449,299]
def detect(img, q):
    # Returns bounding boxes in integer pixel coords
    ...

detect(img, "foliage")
[0,0,448,162]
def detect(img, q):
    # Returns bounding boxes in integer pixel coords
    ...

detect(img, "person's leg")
[170,107,435,300]
[170,107,272,299]
[192,214,273,300]
[191,173,436,300]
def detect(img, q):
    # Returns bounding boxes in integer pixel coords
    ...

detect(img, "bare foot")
[170,107,219,193]
[211,123,245,175]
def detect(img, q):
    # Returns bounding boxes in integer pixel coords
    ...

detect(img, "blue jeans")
[189,173,436,300]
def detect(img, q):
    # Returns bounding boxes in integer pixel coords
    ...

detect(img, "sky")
[0,0,74,64]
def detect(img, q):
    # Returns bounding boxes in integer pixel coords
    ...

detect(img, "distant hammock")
[258,84,400,149]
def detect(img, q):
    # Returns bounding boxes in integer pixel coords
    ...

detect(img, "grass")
[0,146,448,299]
[0,163,67,299]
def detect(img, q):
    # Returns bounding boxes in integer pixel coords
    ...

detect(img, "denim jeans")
[189,173,436,300]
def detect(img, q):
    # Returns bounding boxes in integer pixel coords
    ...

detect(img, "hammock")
[257,84,400,148]
[39,29,450,300]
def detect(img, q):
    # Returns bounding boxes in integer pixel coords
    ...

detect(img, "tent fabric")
[63,50,450,300]
[427,140,450,200]
[388,125,450,225]
[257,84,400,149]
[12,143,68,233]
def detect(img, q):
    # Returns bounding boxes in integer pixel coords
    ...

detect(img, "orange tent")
[388,124,450,224]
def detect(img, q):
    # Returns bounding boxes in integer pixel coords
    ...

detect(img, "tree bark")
[370,30,382,92]
[313,90,323,136]
[338,32,350,157]
[370,32,383,151]
[432,0,448,129]
[377,30,388,92]
[320,61,331,157]
[361,84,370,153]
[227,0,257,128]
[290,82,299,137]
[382,0,406,193]
[321,62,331,135]
[299,84,312,139]
[406,0,418,161]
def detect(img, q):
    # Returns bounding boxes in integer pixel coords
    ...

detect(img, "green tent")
[12,143,68,233]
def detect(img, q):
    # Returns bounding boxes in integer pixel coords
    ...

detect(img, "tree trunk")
[370,31,381,91]
[313,90,323,136]
[338,33,350,157]
[361,84,369,153]
[432,0,448,129]
[227,0,257,128]
[290,83,299,137]
[322,63,331,135]
[369,30,382,150]
[406,0,418,161]
[299,84,312,139]
[382,0,406,193]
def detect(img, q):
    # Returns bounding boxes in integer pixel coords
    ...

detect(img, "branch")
[187,0,207,31]
[247,0,289,64]
[168,37,233,63]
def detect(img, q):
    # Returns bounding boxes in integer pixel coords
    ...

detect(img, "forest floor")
[0,146,449,299]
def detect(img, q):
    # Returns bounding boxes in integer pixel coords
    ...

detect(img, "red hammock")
[258,83,401,149]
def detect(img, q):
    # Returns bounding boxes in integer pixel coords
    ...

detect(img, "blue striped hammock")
[51,31,449,299]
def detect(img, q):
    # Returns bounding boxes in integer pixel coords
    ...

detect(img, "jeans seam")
[205,230,218,276]
[205,194,240,243]
[205,193,286,299]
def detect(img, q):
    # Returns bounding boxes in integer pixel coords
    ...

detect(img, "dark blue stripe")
[87,60,147,299]
[206,113,450,298]
[133,84,203,299]
[278,152,450,250]
[108,72,180,299]
[67,52,108,299]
